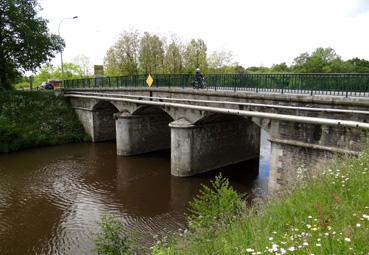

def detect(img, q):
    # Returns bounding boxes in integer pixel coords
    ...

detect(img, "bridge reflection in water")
[0,131,270,255]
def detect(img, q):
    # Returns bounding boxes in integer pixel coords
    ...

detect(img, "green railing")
[63,73,369,96]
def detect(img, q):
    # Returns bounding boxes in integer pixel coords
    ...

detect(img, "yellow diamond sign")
[146,74,154,87]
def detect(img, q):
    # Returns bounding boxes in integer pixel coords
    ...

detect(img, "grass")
[0,90,89,152]
[152,152,369,255]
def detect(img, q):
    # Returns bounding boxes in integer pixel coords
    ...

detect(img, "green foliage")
[207,65,245,74]
[102,31,369,77]
[104,30,140,76]
[292,47,345,73]
[0,0,64,89]
[188,173,245,232]
[0,91,88,152]
[164,41,184,74]
[53,63,84,79]
[139,32,165,74]
[184,39,208,72]
[0,115,24,152]
[347,58,369,73]
[271,62,290,73]
[246,66,271,73]
[95,215,131,255]
[15,63,84,89]
[154,152,369,255]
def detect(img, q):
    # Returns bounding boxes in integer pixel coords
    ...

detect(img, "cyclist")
[194,68,204,89]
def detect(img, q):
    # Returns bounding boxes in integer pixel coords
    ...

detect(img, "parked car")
[39,82,54,90]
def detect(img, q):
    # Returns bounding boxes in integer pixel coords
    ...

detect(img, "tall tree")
[31,63,82,86]
[271,62,290,73]
[33,64,54,86]
[347,58,369,73]
[73,55,91,76]
[207,50,235,73]
[207,50,233,69]
[292,47,342,73]
[164,40,183,74]
[53,63,83,79]
[104,30,139,76]
[139,32,165,74]
[184,39,208,72]
[0,0,64,89]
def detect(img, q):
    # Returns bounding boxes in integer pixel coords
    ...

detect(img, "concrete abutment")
[262,120,368,192]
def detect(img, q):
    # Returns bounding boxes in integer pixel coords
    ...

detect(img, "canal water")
[0,131,270,255]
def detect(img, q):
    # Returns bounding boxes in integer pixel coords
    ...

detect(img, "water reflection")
[0,130,270,254]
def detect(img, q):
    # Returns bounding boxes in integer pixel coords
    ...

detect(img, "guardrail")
[63,73,369,97]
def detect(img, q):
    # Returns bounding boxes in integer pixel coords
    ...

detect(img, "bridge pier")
[115,112,172,155]
[170,118,260,177]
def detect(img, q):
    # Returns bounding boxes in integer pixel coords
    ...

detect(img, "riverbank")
[0,90,89,152]
[152,152,369,255]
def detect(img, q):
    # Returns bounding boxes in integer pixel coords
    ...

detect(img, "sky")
[39,0,369,69]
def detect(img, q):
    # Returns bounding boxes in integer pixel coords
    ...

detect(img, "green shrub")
[95,215,131,255]
[153,152,369,255]
[187,173,245,232]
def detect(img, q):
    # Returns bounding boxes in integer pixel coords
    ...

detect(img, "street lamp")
[58,16,78,86]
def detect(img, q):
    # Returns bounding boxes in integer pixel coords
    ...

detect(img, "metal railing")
[63,73,369,97]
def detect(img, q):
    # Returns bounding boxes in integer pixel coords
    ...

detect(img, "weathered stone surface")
[93,101,119,142]
[66,88,369,192]
[170,117,260,176]
[115,112,172,155]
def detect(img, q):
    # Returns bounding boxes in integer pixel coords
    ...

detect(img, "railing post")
[233,74,236,92]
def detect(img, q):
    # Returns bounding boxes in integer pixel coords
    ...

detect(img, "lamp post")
[58,16,78,86]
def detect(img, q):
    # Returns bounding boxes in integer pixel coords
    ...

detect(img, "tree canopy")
[184,39,208,72]
[165,40,184,74]
[139,32,165,74]
[15,63,84,89]
[0,0,64,89]
[104,30,140,76]
[103,29,369,76]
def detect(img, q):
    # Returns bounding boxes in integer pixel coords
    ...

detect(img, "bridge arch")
[92,101,119,142]
[132,105,174,121]
[115,105,173,156]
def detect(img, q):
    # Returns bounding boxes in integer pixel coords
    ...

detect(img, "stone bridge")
[63,87,369,192]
